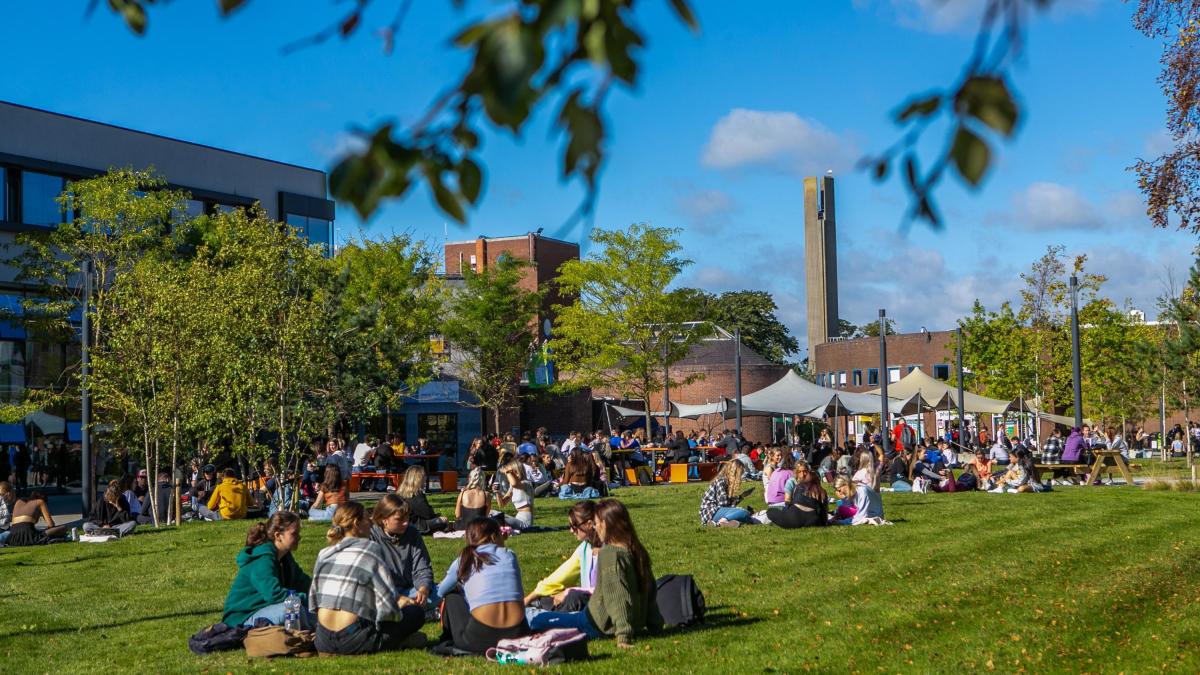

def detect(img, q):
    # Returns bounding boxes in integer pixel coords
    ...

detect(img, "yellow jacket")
[207,477,248,520]
[532,541,596,597]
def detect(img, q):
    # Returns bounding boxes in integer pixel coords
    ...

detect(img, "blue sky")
[1,0,1192,359]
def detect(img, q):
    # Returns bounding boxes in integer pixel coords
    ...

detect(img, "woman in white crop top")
[494,460,534,530]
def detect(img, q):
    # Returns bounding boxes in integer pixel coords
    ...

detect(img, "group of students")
[697,446,885,529]
[219,492,662,656]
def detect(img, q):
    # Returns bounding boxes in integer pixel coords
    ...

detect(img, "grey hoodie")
[368,523,434,593]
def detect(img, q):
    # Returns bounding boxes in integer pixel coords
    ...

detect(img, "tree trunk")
[493,406,501,438]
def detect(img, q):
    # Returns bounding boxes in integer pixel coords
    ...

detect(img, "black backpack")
[188,622,248,655]
[655,574,706,628]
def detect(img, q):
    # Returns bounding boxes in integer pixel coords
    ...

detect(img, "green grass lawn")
[2,484,1200,673]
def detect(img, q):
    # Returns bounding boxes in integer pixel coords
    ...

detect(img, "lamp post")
[1070,275,1083,428]
[878,309,890,454]
[734,328,743,435]
[80,259,94,515]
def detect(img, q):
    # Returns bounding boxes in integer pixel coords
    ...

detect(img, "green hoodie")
[221,542,312,626]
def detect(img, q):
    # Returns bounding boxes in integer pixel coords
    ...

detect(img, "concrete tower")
[803,174,839,367]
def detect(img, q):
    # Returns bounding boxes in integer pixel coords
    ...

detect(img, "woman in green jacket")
[222,511,313,628]
[527,498,661,647]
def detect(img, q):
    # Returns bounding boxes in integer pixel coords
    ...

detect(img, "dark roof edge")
[0,100,327,176]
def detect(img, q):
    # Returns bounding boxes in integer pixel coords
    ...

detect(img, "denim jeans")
[399,585,440,610]
[243,600,315,629]
[890,480,912,492]
[712,506,753,524]
[527,609,602,639]
[0,529,8,545]
[308,505,337,522]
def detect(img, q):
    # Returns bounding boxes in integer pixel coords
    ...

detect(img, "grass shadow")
[0,540,230,567]
[0,607,219,639]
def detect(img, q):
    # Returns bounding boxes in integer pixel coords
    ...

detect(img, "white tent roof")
[670,399,728,419]
[869,367,1017,414]
[24,410,65,435]
[721,370,920,419]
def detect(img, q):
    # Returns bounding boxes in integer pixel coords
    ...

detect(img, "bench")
[439,470,458,492]
[347,472,403,492]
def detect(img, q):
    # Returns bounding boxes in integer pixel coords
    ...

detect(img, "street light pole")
[80,259,94,515]
[878,309,890,454]
[1070,274,1083,428]
[734,328,743,435]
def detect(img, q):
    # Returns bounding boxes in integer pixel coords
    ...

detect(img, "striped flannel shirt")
[1041,437,1063,464]
[308,537,399,624]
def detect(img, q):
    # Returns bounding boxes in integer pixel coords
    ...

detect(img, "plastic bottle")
[284,591,297,631]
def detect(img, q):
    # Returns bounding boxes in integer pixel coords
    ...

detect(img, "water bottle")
[284,591,297,631]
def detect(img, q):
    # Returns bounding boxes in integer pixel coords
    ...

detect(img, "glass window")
[817,374,825,386]
[0,340,26,401]
[907,365,919,374]
[867,368,879,386]
[853,369,862,386]
[286,213,307,237]
[307,218,331,248]
[839,371,847,386]
[21,171,66,226]
[888,367,901,383]
[933,364,950,381]
[215,204,239,215]
[0,167,7,221]
[28,340,64,389]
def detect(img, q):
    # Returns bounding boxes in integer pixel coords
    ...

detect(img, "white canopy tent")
[670,399,729,420]
[868,367,1017,414]
[720,370,923,419]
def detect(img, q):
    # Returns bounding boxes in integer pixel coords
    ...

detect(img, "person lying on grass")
[528,499,662,649]
[310,501,426,655]
[222,511,313,629]
[699,460,755,527]
[435,517,530,654]
[766,462,829,529]
[369,494,437,614]
[524,501,602,612]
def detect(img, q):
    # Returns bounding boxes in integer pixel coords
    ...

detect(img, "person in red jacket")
[891,419,911,451]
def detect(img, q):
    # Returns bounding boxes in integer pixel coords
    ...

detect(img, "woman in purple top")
[1061,427,1085,464]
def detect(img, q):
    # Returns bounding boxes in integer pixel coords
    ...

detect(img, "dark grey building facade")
[0,100,335,406]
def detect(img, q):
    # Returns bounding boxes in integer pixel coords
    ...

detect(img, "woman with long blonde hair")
[309,501,426,654]
[494,459,534,530]
[698,459,753,527]
[397,465,449,534]
[455,468,492,530]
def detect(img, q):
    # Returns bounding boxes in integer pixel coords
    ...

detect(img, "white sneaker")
[1007,488,1019,493]
[717,518,741,528]
[988,487,1004,493]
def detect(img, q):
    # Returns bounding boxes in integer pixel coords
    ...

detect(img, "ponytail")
[456,518,501,585]
[246,511,301,549]
[327,501,365,545]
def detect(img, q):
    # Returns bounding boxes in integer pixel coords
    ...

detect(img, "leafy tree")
[1161,247,1200,461]
[443,255,543,434]
[549,224,710,439]
[318,236,443,433]
[687,290,798,363]
[854,318,897,339]
[836,319,858,339]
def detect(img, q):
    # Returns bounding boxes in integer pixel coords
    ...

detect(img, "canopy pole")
[956,327,966,445]
[878,309,891,454]
[734,328,743,436]
[833,398,840,450]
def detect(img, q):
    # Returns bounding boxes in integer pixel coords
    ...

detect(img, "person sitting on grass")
[818,446,839,483]
[369,494,437,614]
[528,499,662,648]
[989,449,1032,493]
[435,517,530,654]
[455,468,492,530]
[84,483,137,537]
[5,490,68,545]
[520,451,556,498]
[557,451,601,500]
[966,449,995,490]
[307,464,347,522]
[884,447,912,492]
[698,460,755,527]
[397,466,450,534]
[310,501,426,655]
[493,459,534,530]
[760,446,783,495]
[0,481,12,545]
[524,501,602,612]
[222,511,313,629]
[201,468,248,521]
[766,462,829,529]
[833,468,885,525]
[762,449,794,508]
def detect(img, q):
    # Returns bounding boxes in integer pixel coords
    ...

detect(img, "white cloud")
[1007,182,1103,232]
[675,188,737,235]
[701,109,857,175]
[312,131,368,161]
[857,0,1098,33]
[1143,128,1175,158]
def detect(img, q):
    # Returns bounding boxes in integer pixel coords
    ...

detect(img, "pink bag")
[486,628,589,665]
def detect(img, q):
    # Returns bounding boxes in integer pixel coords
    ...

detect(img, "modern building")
[0,100,334,426]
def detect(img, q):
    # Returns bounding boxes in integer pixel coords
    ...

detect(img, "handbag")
[243,625,316,658]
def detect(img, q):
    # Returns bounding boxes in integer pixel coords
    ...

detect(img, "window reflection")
[21,171,65,227]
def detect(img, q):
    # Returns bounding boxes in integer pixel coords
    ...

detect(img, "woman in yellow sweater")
[523,501,601,611]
